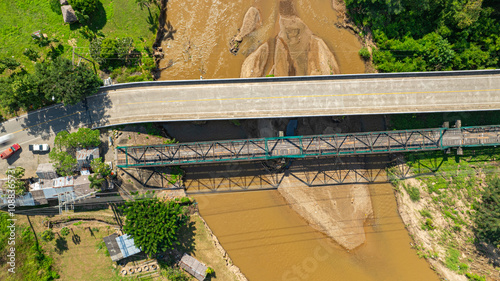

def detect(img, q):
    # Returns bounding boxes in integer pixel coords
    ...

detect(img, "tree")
[68,0,98,14]
[66,128,101,148]
[35,57,101,105]
[89,174,105,190]
[49,150,77,176]
[6,167,27,196]
[474,177,500,246]
[90,157,111,177]
[121,197,188,256]
[0,57,20,74]
[89,37,135,69]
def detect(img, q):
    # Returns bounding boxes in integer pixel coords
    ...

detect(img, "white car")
[0,134,12,144]
[31,144,50,152]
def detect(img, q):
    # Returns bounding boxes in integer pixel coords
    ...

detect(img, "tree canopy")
[121,196,188,256]
[6,167,27,196]
[346,0,500,71]
[0,57,101,114]
[475,177,500,246]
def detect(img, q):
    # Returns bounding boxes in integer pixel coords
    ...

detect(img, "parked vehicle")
[29,144,50,152]
[0,134,12,144]
[1,143,21,159]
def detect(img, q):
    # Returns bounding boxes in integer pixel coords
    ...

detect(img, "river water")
[162,1,437,280]
[195,183,439,281]
[159,0,365,80]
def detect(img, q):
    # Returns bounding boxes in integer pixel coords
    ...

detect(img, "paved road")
[1,70,500,156]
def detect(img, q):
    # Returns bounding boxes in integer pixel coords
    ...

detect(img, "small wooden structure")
[178,254,207,281]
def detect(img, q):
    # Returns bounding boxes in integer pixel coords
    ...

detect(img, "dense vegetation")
[0,0,158,119]
[121,196,188,257]
[49,128,101,176]
[0,57,101,114]
[346,0,500,71]
[0,214,59,280]
[474,176,500,246]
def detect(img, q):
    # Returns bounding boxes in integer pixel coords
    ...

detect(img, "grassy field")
[0,0,158,73]
[45,223,123,281]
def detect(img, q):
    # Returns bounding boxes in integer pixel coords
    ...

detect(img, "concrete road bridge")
[1,69,500,151]
[116,124,500,168]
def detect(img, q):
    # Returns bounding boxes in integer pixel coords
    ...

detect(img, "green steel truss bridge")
[116,125,500,168]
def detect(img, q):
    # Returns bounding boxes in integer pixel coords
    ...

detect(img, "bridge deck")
[116,125,500,168]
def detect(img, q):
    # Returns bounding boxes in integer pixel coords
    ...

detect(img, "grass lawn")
[0,0,158,73]
[45,223,123,281]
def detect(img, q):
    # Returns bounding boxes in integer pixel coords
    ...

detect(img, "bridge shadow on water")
[181,155,393,193]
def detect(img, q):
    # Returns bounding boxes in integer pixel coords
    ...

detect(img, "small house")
[178,254,207,281]
[76,147,100,170]
[103,234,142,262]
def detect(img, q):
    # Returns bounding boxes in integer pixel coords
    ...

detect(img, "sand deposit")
[278,177,373,250]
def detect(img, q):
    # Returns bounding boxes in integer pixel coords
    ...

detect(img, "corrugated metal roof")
[179,254,207,281]
[103,233,123,262]
[0,191,35,207]
[116,234,141,259]
[42,186,74,200]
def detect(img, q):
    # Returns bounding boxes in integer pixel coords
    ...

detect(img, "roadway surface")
[1,70,500,154]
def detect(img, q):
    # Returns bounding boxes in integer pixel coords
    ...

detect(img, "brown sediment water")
[194,183,439,281]
[158,0,364,80]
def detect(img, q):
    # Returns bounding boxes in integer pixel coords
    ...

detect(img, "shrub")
[206,267,215,275]
[23,48,40,61]
[422,218,436,231]
[404,184,421,202]
[68,0,98,14]
[41,229,55,242]
[60,227,70,236]
[180,197,191,204]
[419,209,433,219]
[358,47,371,60]
[466,272,486,281]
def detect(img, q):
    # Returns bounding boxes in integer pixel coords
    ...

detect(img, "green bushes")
[345,0,500,71]
[474,177,500,246]
[404,184,421,202]
[41,229,55,242]
[69,0,99,14]
[89,37,136,69]
[121,196,188,256]
[358,47,371,60]
[60,227,70,236]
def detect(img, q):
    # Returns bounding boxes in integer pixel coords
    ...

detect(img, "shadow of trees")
[20,93,112,139]
[55,235,69,255]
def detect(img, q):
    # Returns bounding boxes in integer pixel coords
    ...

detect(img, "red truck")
[1,143,21,159]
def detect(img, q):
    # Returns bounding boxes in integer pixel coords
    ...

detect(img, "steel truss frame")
[117,125,500,168]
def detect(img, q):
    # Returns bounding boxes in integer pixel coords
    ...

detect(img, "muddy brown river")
[195,184,439,281]
[163,1,438,280]
[159,0,365,80]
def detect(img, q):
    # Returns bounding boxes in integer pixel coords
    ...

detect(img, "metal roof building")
[179,254,207,281]
[103,234,141,262]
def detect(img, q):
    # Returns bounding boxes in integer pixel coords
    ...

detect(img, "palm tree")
[89,174,105,190]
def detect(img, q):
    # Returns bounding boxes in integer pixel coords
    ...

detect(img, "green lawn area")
[0,0,158,73]
[45,224,124,281]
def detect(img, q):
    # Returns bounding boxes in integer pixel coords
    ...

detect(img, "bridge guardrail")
[99,69,500,92]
